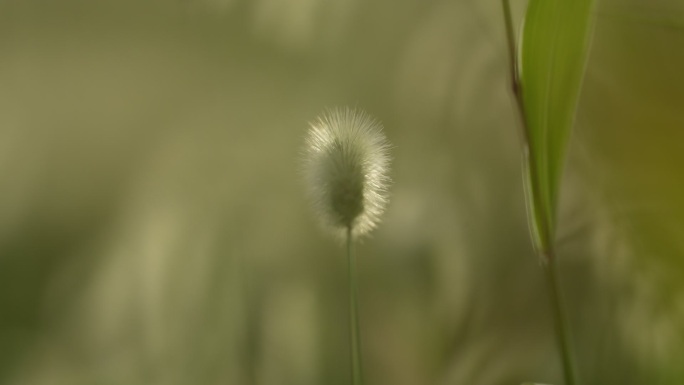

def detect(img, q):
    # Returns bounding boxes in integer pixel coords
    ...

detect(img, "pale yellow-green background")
[0,0,683,384]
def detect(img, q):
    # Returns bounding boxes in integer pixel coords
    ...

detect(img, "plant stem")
[544,251,576,385]
[347,227,364,385]
[500,1,577,384]
[501,0,519,91]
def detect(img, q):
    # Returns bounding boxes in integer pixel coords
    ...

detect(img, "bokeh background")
[1,0,683,384]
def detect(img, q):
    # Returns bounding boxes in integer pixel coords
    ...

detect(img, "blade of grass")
[501,0,596,384]
[520,0,596,244]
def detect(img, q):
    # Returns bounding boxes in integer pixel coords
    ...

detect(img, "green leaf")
[520,0,595,248]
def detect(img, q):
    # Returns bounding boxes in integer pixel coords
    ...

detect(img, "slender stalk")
[501,0,519,92]
[347,227,364,385]
[544,252,576,385]
[500,1,577,384]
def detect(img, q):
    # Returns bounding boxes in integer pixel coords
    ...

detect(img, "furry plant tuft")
[304,107,391,239]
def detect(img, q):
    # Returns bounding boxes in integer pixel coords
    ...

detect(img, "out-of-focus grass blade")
[520,0,595,248]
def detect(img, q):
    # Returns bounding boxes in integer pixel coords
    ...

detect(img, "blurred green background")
[1,0,683,384]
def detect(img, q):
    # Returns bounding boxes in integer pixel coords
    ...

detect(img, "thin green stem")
[544,252,577,385]
[347,227,364,385]
[500,1,578,384]
[501,0,519,89]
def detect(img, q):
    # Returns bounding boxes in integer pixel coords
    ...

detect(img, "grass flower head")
[304,107,391,239]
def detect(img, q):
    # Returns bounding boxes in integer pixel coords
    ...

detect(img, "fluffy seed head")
[304,107,391,239]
